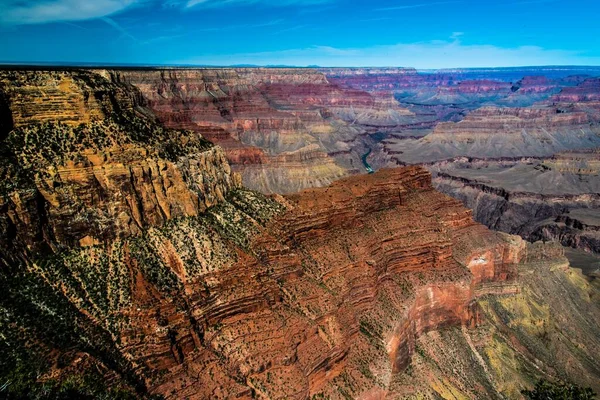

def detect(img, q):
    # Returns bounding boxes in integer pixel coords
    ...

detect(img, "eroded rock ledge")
[433,168,600,253]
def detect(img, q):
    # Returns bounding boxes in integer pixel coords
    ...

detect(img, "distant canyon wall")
[110,68,600,194]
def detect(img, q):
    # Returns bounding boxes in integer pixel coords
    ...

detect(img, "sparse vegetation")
[0,370,151,400]
[522,379,597,400]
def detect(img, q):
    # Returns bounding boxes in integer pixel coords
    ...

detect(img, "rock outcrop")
[0,70,240,263]
[553,77,600,103]
[391,242,600,398]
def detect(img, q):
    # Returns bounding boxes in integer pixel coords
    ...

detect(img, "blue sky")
[0,0,599,68]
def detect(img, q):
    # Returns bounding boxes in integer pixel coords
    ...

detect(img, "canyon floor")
[0,68,599,399]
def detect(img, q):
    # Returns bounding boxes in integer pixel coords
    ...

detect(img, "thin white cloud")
[0,0,141,25]
[186,0,209,5]
[0,0,337,24]
[275,24,310,34]
[61,21,89,30]
[101,16,138,42]
[376,1,461,11]
[185,0,333,8]
[140,33,187,45]
[176,38,600,68]
[192,18,284,32]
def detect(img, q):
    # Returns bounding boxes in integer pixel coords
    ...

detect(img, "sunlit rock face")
[0,70,240,261]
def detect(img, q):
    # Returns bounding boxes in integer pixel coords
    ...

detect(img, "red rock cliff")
[7,165,525,399]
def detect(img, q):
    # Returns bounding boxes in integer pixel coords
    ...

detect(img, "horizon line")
[2,62,600,71]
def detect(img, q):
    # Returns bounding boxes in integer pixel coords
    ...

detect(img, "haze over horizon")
[1,0,600,69]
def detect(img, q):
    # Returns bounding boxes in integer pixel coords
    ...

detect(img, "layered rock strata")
[1,69,600,399]
[378,105,600,165]
[0,70,240,261]
[78,67,600,196]
[1,157,535,399]
[108,68,384,193]
[432,153,600,253]
[390,242,600,398]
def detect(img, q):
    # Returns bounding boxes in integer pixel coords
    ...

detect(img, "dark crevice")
[0,89,13,142]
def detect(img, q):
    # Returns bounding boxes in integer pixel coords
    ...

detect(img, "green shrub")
[522,379,596,400]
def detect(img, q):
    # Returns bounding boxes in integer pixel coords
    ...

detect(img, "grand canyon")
[1,66,599,399]
[109,66,600,253]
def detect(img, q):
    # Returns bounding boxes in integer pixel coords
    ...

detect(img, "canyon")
[0,68,599,399]
[96,66,600,254]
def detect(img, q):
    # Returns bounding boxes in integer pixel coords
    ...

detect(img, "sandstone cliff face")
[0,70,240,264]
[512,76,559,94]
[86,67,600,197]
[4,157,598,399]
[326,69,567,108]
[432,157,600,253]
[553,78,600,102]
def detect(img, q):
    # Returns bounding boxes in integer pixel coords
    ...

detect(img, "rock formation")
[0,69,599,399]
[552,77,600,103]
[378,105,600,164]
[108,68,378,194]
[93,67,600,200]
[0,70,240,262]
[391,242,600,399]
[432,151,600,253]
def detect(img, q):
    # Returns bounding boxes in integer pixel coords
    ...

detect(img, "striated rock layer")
[1,159,529,398]
[432,151,600,253]
[108,68,382,193]
[77,67,600,196]
[378,105,600,165]
[390,242,600,399]
[1,69,600,399]
[4,161,600,399]
[0,70,241,262]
